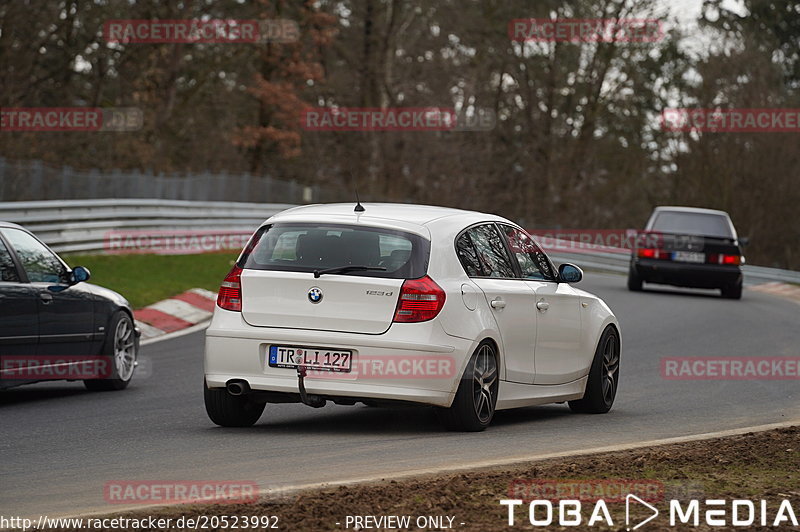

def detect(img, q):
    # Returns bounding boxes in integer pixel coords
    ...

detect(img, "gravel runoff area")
[38,426,799,532]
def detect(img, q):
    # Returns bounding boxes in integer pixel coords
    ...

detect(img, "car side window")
[459,224,517,278]
[1,228,66,283]
[0,239,21,282]
[500,225,555,281]
[455,232,484,276]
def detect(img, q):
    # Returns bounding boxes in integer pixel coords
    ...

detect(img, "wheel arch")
[595,319,621,353]
[453,335,502,390]
[100,305,139,354]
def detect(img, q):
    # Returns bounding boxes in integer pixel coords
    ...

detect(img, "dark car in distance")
[0,222,139,390]
[628,206,746,299]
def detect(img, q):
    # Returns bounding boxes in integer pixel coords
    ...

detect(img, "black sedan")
[0,222,139,390]
[628,206,746,299]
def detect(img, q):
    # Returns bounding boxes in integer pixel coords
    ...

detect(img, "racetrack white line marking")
[188,287,218,301]
[135,321,166,339]
[147,298,212,324]
[140,320,210,346]
[748,282,800,304]
[57,419,800,521]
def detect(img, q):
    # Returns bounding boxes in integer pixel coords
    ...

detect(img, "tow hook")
[297,364,326,408]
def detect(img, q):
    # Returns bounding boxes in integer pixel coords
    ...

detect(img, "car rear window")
[239,223,430,279]
[650,212,734,239]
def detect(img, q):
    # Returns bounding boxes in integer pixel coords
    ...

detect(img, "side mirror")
[70,266,91,284]
[738,236,749,247]
[558,263,583,284]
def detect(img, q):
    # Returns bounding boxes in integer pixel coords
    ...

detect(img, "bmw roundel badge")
[308,287,323,304]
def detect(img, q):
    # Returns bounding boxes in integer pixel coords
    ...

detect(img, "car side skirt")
[495,377,587,410]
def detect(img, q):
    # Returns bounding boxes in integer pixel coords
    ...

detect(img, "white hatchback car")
[204,203,620,431]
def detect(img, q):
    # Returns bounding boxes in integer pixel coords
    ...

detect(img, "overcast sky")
[659,0,748,57]
[665,0,747,23]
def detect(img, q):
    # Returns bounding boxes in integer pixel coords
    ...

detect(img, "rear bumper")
[204,309,473,407]
[632,259,742,289]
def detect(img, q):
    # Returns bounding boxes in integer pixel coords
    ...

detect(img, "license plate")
[672,251,706,263]
[268,345,352,372]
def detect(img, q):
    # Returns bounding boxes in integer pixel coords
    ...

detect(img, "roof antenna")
[353,176,365,212]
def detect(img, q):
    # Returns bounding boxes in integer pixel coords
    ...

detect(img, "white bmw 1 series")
[204,203,620,431]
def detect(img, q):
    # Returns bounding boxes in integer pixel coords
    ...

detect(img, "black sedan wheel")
[84,311,138,391]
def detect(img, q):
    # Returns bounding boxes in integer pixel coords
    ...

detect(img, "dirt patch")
[48,426,799,531]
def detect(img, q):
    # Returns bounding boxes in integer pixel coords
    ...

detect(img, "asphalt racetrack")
[2,272,798,519]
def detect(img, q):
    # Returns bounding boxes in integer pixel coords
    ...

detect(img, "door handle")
[490,298,506,309]
[40,292,53,304]
[536,299,549,311]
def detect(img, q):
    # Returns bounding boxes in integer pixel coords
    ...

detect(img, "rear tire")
[721,280,743,300]
[437,342,499,432]
[84,311,138,391]
[627,266,643,291]
[204,381,265,427]
[569,327,620,414]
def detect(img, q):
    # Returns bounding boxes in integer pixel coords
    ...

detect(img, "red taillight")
[637,248,663,259]
[708,253,742,265]
[393,276,446,323]
[217,265,243,312]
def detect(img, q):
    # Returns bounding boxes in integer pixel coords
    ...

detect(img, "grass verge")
[61,253,237,308]
[47,426,799,531]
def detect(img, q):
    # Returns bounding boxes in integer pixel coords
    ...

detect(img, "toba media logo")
[500,496,798,529]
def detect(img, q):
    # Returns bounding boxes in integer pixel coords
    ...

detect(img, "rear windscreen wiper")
[313,265,387,278]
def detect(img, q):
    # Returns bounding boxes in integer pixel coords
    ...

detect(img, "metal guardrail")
[547,248,800,286]
[1,199,798,286]
[0,199,293,254]
[740,264,800,285]
[0,157,345,203]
